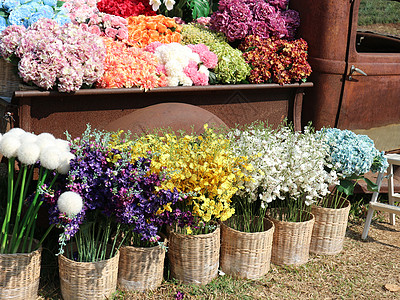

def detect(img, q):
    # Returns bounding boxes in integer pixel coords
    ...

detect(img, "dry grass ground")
[38,213,400,300]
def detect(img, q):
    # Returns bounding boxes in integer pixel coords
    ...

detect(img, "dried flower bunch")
[0,0,71,32]
[181,23,250,84]
[239,35,312,85]
[126,14,182,48]
[0,18,105,92]
[96,37,167,90]
[62,0,129,41]
[209,0,300,42]
[145,41,218,86]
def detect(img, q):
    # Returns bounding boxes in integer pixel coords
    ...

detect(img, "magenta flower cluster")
[0,18,105,92]
[209,0,300,42]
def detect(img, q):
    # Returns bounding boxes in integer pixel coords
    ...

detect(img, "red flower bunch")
[238,35,312,85]
[97,0,156,18]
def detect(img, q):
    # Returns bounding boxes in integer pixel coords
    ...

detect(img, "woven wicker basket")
[0,246,42,300]
[269,211,315,266]
[118,241,166,292]
[0,58,21,98]
[0,58,40,98]
[58,248,119,300]
[220,217,274,279]
[310,200,351,255]
[167,225,220,285]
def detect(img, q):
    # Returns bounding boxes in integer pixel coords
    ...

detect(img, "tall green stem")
[0,158,15,253]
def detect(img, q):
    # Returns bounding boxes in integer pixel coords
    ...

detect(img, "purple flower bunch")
[0,18,105,92]
[209,0,300,42]
[41,126,190,251]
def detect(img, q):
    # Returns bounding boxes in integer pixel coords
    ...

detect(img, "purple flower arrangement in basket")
[209,0,300,42]
[40,126,189,259]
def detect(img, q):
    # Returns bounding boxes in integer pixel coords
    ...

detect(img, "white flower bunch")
[0,128,74,174]
[57,191,83,217]
[229,124,339,207]
[149,0,175,11]
[153,42,204,86]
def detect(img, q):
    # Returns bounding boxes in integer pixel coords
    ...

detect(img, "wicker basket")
[269,211,315,266]
[118,241,166,292]
[0,58,21,98]
[0,58,40,99]
[0,246,42,300]
[310,200,351,255]
[167,225,220,285]
[220,216,274,279]
[58,248,119,300]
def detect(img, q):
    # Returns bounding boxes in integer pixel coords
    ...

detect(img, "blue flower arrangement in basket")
[0,0,70,32]
[317,128,389,208]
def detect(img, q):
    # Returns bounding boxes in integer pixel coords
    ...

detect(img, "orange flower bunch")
[96,37,167,90]
[126,15,182,48]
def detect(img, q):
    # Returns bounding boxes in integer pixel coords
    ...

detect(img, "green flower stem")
[0,158,15,254]
[34,224,55,251]
[9,165,28,252]
[11,168,48,253]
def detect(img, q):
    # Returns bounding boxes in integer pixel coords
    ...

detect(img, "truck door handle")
[349,65,368,80]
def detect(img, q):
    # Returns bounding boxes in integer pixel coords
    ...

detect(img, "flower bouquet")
[209,0,300,42]
[0,18,105,92]
[0,0,70,33]
[116,125,246,284]
[308,128,388,255]
[0,128,72,298]
[264,124,338,265]
[238,35,312,85]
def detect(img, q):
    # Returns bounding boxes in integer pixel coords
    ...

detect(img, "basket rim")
[267,210,315,225]
[221,217,274,236]
[59,248,120,266]
[311,199,351,212]
[167,224,220,239]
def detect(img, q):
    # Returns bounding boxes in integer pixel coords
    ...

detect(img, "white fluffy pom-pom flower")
[40,146,61,170]
[20,132,38,144]
[4,128,26,138]
[36,133,56,151]
[57,152,75,175]
[55,139,70,152]
[17,142,41,165]
[57,191,83,217]
[0,135,21,158]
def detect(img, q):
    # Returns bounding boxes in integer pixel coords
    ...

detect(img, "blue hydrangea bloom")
[43,0,57,7]
[318,128,389,177]
[21,2,42,13]
[28,8,54,26]
[0,16,7,32]
[7,5,31,26]
[54,12,71,25]
[3,0,20,12]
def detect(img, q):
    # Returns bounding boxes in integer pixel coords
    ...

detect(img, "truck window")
[357,0,400,53]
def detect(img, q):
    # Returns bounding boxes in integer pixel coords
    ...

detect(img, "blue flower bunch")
[318,128,388,178]
[0,0,70,32]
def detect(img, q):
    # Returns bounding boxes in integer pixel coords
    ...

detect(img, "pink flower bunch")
[62,0,128,41]
[0,19,105,92]
[145,42,218,86]
[209,0,300,42]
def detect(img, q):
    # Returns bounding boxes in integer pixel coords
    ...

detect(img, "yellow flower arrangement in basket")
[109,125,250,231]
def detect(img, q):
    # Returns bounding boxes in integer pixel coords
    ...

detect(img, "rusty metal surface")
[290,0,400,152]
[11,83,312,139]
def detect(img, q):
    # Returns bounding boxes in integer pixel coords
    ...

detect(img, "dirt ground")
[358,23,400,37]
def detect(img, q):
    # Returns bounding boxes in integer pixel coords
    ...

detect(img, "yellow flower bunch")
[110,125,249,223]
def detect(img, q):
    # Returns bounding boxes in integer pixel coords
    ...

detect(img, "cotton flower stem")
[0,158,15,254]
